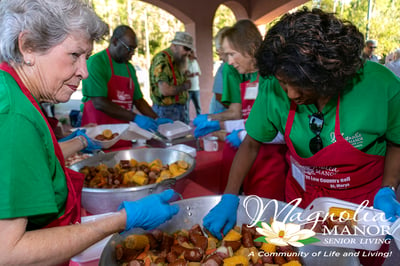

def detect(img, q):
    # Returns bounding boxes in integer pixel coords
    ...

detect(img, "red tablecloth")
[175,141,225,198]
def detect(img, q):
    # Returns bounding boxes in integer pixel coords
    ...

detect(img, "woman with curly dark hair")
[203,8,400,261]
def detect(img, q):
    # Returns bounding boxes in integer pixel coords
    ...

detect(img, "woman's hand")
[118,189,180,231]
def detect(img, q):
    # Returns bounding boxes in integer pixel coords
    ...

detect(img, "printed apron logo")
[330,131,364,148]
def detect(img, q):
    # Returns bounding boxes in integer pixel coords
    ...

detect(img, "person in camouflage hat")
[149,31,193,124]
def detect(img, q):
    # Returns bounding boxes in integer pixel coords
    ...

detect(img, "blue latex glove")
[373,187,400,222]
[59,129,101,153]
[226,129,243,148]
[193,114,209,126]
[59,128,83,142]
[118,189,180,231]
[75,130,101,153]
[133,114,158,132]
[156,117,173,125]
[203,194,239,240]
[194,120,221,138]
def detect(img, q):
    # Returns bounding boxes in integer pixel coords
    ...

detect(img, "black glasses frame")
[118,38,136,53]
[309,112,324,154]
[183,46,191,52]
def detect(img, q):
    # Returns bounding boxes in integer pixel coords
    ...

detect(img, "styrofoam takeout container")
[71,213,116,265]
[300,197,392,250]
[124,122,154,140]
[158,121,192,140]
[167,144,196,157]
[85,124,128,149]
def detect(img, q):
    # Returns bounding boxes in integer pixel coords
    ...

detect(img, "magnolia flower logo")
[255,220,319,247]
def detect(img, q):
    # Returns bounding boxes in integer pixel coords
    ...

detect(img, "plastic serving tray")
[158,121,192,140]
[300,197,392,251]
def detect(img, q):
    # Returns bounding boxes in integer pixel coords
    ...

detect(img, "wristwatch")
[77,135,88,149]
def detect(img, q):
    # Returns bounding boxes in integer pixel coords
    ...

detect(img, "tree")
[90,0,399,63]
[301,0,400,59]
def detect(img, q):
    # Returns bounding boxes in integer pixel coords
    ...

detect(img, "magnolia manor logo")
[242,196,393,248]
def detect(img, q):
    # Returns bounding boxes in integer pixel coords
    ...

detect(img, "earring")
[25,60,32,66]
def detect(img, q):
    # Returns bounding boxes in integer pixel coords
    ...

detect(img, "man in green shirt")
[81,25,171,131]
[149,31,193,124]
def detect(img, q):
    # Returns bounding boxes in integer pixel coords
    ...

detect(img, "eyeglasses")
[183,46,191,52]
[368,46,377,49]
[309,112,324,154]
[118,38,136,53]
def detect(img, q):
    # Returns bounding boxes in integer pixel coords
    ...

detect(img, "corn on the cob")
[124,235,149,250]
[223,229,242,241]
[328,207,355,220]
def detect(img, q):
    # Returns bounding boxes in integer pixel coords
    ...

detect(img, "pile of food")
[116,224,302,266]
[79,158,190,188]
[95,129,119,141]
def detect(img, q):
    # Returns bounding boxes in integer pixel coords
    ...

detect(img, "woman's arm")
[0,211,126,265]
[59,137,87,159]
[381,141,400,188]
[224,134,262,194]
[209,102,242,121]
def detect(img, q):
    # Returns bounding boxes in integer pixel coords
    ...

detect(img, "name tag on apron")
[244,85,258,100]
[291,157,306,191]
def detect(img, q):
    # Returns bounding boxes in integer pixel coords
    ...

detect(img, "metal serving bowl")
[100,195,360,266]
[69,148,195,214]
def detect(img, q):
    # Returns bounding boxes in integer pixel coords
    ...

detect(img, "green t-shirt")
[82,49,143,101]
[149,48,188,105]
[246,61,400,158]
[221,63,255,105]
[0,70,67,230]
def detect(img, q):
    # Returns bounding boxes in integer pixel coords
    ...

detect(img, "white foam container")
[300,197,392,250]
[71,213,116,265]
[85,124,129,149]
[167,144,196,157]
[158,121,192,140]
[124,122,154,140]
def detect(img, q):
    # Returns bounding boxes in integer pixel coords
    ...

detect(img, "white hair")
[0,0,108,64]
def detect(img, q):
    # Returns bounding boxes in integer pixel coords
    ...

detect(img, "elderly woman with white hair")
[0,0,178,265]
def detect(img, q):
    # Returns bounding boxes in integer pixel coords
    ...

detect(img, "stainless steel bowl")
[69,148,195,214]
[100,196,360,266]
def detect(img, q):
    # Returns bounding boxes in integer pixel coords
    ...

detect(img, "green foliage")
[91,0,184,66]
[301,0,400,59]
[212,5,236,61]
[90,0,399,64]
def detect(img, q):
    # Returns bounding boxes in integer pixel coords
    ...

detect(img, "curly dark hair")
[256,7,364,97]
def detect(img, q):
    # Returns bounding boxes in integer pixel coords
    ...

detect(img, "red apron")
[284,97,388,265]
[221,79,288,200]
[81,49,135,126]
[0,62,83,227]
[284,97,384,208]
